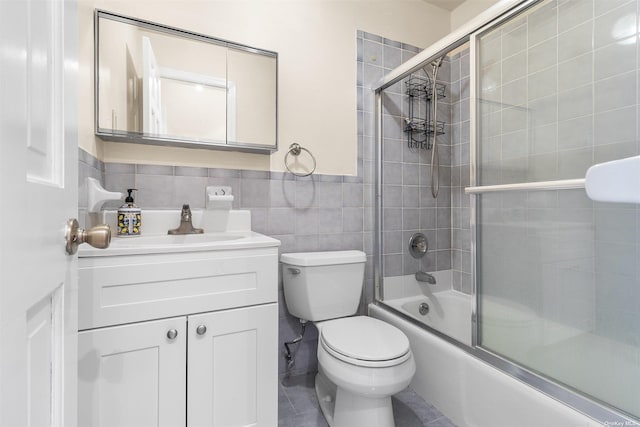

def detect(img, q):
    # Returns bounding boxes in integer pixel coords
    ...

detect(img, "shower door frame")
[372,0,638,424]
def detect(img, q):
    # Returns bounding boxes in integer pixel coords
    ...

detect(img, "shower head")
[421,57,444,74]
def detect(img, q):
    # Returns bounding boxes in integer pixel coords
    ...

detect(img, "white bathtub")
[370,303,602,427]
[384,291,472,346]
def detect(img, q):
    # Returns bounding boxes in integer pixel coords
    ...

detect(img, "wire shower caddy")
[404,74,446,150]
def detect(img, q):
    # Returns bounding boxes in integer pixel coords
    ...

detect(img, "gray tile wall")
[372,35,455,279]
[449,47,473,293]
[476,0,640,344]
[478,0,640,184]
[375,37,474,295]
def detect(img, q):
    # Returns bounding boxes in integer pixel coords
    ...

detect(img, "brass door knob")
[65,218,111,255]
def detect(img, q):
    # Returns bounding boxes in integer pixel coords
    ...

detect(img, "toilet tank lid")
[280,250,366,266]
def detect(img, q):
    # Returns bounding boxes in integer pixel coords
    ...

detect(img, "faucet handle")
[181,204,191,219]
[168,204,203,235]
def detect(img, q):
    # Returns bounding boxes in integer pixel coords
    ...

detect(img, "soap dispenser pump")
[117,189,142,236]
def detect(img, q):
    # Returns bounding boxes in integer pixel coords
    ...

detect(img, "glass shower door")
[474,0,640,419]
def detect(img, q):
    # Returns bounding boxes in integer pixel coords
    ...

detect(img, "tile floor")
[279,372,457,427]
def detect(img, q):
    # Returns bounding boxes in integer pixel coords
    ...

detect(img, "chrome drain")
[418,302,430,315]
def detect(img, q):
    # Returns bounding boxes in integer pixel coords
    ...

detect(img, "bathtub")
[384,291,472,346]
[382,271,472,346]
[369,302,602,427]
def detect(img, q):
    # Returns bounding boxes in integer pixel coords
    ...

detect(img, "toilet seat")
[319,316,411,368]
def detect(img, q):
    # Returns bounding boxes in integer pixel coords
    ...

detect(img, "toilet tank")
[280,251,366,321]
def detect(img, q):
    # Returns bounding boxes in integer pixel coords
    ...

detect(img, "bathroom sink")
[78,231,279,257]
[78,208,279,257]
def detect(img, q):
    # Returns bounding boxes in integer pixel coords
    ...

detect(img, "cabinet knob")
[166,329,178,340]
[196,325,207,335]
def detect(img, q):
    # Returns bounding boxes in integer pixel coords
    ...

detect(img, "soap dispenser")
[117,189,142,236]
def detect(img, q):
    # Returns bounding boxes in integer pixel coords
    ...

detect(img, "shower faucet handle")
[409,233,428,259]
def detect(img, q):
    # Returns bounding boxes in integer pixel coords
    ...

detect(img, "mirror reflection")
[95,10,277,152]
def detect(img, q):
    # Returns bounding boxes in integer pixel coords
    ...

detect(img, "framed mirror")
[95,10,277,152]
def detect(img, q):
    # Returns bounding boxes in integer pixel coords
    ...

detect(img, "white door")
[0,1,78,426]
[187,304,278,427]
[77,317,187,427]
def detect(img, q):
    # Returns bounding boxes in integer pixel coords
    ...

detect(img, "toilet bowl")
[315,316,416,427]
[280,251,416,427]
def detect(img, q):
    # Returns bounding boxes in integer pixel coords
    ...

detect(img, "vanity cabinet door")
[187,304,278,427]
[78,317,187,427]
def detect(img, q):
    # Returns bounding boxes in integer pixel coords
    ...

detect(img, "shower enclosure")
[375,39,474,346]
[374,0,640,424]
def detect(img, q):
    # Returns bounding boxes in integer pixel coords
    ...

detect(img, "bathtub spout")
[415,271,436,284]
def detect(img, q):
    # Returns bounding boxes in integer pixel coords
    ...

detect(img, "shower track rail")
[465,178,585,194]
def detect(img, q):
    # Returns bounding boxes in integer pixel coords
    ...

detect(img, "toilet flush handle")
[287,267,301,275]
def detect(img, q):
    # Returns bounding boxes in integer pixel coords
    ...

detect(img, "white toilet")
[281,250,416,427]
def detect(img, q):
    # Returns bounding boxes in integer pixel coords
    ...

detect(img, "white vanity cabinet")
[77,241,279,427]
[187,305,277,426]
[78,317,187,427]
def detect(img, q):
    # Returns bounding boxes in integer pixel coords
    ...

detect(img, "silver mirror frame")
[94,9,278,153]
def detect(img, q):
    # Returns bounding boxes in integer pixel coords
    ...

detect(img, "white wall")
[451,0,501,31]
[78,0,451,175]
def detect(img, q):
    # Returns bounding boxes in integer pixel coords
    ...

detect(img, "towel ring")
[284,143,316,177]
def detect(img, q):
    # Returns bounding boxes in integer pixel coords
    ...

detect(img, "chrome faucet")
[415,271,436,285]
[168,204,204,235]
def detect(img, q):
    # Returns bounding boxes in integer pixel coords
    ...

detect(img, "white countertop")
[79,209,280,257]
[79,231,280,257]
